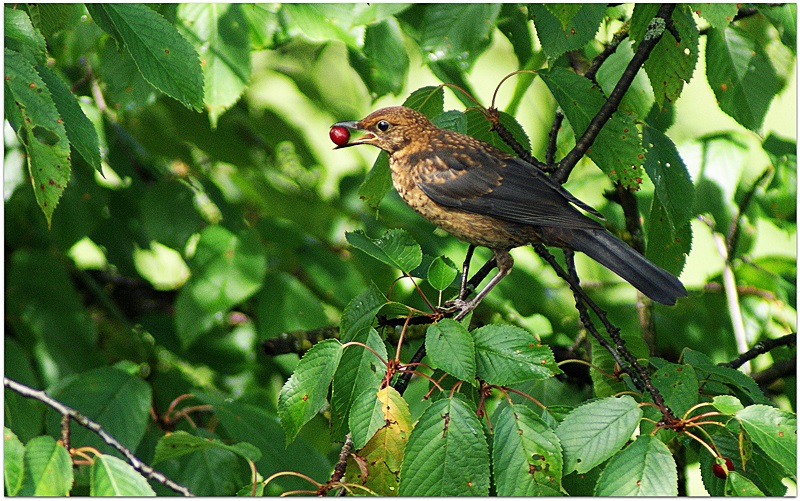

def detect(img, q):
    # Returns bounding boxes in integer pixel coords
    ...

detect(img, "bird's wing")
[417,150,605,230]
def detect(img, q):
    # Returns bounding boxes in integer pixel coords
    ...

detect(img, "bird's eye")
[377,120,390,132]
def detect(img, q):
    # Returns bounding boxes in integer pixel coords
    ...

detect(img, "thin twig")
[724,333,796,369]
[4,377,193,497]
[331,433,353,496]
[546,111,564,167]
[584,26,630,84]
[727,166,773,259]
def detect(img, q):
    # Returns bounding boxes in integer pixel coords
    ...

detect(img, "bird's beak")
[331,120,376,149]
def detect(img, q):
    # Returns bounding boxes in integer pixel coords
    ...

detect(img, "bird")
[332,106,687,316]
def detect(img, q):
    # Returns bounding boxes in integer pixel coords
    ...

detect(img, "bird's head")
[331,106,434,154]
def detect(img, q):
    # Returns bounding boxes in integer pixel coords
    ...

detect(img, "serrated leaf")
[642,125,695,230]
[402,85,444,118]
[4,7,47,63]
[4,428,25,496]
[18,436,73,496]
[472,324,558,385]
[174,226,266,348]
[530,4,606,60]
[712,395,744,415]
[426,319,476,381]
[706,25,781,131]
[427,255,458,291]
[646,192,692,276]
[649,363,699,417]
[90,455,156,496]
[539,67,644,189]
[431,110,467,134]
[340,283,387,342]
[725,471,766,496]
[631,4,699,106]
[399,395,489,496]
[331,328,387,441]
[346,228,423,273]
[681,349,772,405]
[37,65,103,174]
[178,4,251,127]
[360,17,408,99]
[760,4,796,51]
[691,3,739,29]
[153,430,262,465]
[278,339,343,444]
[26,4,83,38]
[544,4,583,29]
[349,386,408,450]
[492,404,564,496]
[595,434,677,496]
[4,48,71,227]
[556,395,642,474]
[345,387,412,496]
[86,4,204,110]
[736,405,796,475]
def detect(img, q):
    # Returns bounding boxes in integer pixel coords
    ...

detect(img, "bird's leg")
[462,257,498,299]
[457,245,476,300]
[446,250,514,321]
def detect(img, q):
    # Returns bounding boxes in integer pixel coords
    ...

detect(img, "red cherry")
[712,457,735,479]
[330,126,350,147]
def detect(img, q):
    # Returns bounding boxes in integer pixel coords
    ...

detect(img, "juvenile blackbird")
[333,106,687,315]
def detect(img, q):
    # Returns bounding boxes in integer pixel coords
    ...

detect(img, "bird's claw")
[436,298,471,317]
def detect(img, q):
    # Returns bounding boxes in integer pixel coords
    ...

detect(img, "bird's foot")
[436,298,474,320]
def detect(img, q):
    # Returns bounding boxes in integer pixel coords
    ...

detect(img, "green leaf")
[725,472,766,496]
[530,4,606,59]
[178,4,251,127]
[90,455,156,496]
[556,395,643,474]
[278,339,343,444]
[346,228,423,273]
[712,395,744,415]
[4,428,25,496]
[86,4,204,110]
[46,367,152,458]
[464,108,531,155]
[399,395,490,496]
[358,151,392,210]
[648,363,699,417]
[175,226,267,348]
[349,386,407,450]
[402,85,444,118]
[431,109,468,134]
[691,3,739,29]
[498,4,533,66]
[642,124,694,230]
[426,319,476,381]
[4,48,71,227]
[360,17,408,99]
[646,192,692,276]
[706,25,781,131]
[595,434,677,496]
[472,324,558,385]
[255,270,328,341]
[492,404,564,496]
[632,4,699,105]
[345,386,412,496]
[18,436,73,496]
[760,4,797,52]
[153,430,261,464]
[37,65,103,174]
[340,283,388,342]
[427,255,458,291]
[4,7,47,63]
[544,4,583,29]
[409,4,501,72]
[26,4,84,38]
[331,328,387,441]
[681,349,772,405]
[539,67,644,189]
[736,405,796,476]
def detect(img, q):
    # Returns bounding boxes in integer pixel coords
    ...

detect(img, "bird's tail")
[568,228,687,305]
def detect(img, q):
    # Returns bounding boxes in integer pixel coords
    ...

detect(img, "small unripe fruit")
[330,126,350,147]
[712,457,735,479]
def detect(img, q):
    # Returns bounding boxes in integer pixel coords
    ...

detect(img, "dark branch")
[546,111,564,168]
[727,166,773,260]
[553,3,677,184]
[584,27,630,84]
[724,333,796,370]
[4,377,193,497]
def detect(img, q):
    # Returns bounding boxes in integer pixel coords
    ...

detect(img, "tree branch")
[553,3,677,184]
[724,333,796,370]
[4,377,193,497]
